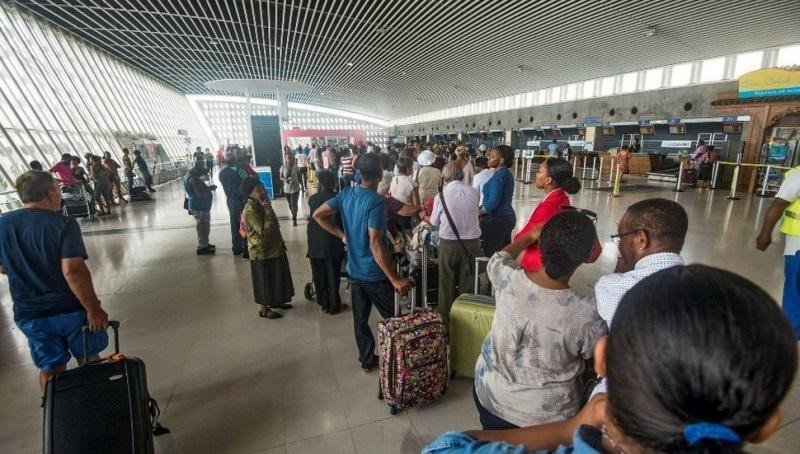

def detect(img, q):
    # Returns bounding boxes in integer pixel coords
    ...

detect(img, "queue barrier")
[708,156,792,199]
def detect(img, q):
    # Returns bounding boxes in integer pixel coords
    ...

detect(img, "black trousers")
[125,170,134,197]
[226,198,246,256]
[310,257,343,312]
[285,191,300,221]
[350,279,395,363]
[298,167,308,189]
[480,213,516,257]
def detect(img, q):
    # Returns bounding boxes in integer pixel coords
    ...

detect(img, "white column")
[245,89,253,148]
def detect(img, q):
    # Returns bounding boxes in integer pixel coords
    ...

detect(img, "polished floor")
[0,172,798,453]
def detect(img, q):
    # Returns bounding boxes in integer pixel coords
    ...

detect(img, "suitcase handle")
[393,284,416,317]
[81,320,120,365]
[474,256,490,294]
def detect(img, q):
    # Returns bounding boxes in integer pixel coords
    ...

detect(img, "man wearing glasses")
[595,198,688,327]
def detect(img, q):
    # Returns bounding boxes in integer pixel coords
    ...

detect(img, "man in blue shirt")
[0,171,109,391]
[313,153,412,370]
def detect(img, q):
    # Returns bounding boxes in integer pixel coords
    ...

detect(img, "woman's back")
[475,251,605,427]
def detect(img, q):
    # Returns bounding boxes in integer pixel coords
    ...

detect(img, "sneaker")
[196,246,215,255]
[361,356,379,371]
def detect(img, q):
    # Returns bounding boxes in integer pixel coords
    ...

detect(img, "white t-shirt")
[776,170,800,255]
[389,174,414,204]
[295,152,308,168]
[472,168,497,205]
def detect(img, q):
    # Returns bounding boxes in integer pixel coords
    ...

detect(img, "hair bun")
[563,177,581,194]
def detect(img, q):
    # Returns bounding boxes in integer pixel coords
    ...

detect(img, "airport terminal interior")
[2,1,800,453]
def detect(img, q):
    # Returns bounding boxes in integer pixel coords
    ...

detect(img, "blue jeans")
[16,311,109,371]
[784,253,800,339]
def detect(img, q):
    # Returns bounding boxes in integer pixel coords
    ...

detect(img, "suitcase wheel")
[304,282,315,301]
[389,404,399,415]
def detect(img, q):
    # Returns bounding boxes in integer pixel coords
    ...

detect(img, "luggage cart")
[61,185,92,219]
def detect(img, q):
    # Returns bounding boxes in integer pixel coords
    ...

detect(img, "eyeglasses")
[610,229,647,244]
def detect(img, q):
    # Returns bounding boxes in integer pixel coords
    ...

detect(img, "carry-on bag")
[377,284,448,414]
[43,320,168,454]
[449,256,496,379]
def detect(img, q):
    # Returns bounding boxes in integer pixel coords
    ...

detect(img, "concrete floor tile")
[283,392,349,443]
[286,429,355,454]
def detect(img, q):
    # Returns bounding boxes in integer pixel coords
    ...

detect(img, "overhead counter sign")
[526,140,541,147]
[660,140,693,148]
[739,68,800,99]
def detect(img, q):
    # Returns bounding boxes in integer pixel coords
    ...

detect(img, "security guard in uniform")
[757,165,800,339]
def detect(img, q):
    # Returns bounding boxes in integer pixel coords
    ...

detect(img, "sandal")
[258,309,282,319]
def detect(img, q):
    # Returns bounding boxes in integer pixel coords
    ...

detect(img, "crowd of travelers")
[34,148,155,220]
[0,136,797,454]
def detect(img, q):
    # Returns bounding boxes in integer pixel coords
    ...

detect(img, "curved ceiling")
[12,0,800,120]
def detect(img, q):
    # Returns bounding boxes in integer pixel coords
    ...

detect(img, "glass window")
[536,90,546,105]
[600,77,615,96]
[644,68,663,90]
[777,44,800,66]
[620,72,637,93]
[733,51,763,78]
[581,80,595,98]
[670,63,693,87]
[700,57,725,83]
[565,84,577,101]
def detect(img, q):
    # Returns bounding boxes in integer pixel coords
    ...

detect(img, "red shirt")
[515,188,570,271]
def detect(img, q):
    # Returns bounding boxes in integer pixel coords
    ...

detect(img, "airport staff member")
[756,167,800,339]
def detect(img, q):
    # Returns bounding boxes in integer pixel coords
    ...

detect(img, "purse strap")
[439,191,474,260]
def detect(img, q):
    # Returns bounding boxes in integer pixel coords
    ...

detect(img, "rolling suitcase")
[377,284,448,415]
[43,321,168,454]
[449,256,496,379]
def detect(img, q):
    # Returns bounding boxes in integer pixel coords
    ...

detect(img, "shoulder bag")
[439,191,474,260]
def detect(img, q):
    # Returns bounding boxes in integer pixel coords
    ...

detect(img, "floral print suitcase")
[378,304,448,414]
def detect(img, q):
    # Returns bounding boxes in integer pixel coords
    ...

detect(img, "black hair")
[60,153,71,161]
[378,152,390,171]
[316,170,336,191]
[29,160,43,171]
[239,176,262,199]
[624,198,688,250]
[357,152,382,181]
[475,156,489,169]
[396,156,414,175]
[552,139,557,143]
[544,157,581,194]
[70,156,80,165]
[607,264,797,453]
[496,145,515,168]
[539,210,597,279]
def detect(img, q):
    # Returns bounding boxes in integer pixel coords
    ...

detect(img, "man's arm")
[313,202,345,241]
[368,228,410,292]
[61,258,108,331]
[757,198,790,250]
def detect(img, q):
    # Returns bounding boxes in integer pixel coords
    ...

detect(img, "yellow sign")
[739,68,800,98]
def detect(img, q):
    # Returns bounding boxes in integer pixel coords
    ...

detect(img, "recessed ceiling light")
[376,27,387,34]
[208,39,219,46]
[401,70,407,76]
[643,25,657,37]
[320,92,325,95]
[346,62,354,67]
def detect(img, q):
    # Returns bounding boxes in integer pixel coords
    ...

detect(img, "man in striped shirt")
[339,148,355,189]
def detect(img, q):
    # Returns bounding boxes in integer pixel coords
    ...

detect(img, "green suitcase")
[449,257,495,379]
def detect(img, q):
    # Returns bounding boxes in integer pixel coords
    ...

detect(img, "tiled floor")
[0,174,798,453]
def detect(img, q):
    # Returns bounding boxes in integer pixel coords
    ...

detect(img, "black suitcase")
[129,186,151,202]
[43,321,167,454]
